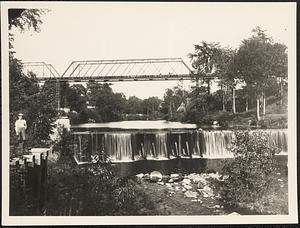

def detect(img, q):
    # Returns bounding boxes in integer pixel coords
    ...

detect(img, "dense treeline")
[60,27,287,126]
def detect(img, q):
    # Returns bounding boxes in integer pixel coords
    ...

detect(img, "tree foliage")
[188,41,222,94]
[87,82,126,122]
[234,27,288,96]
[8,9,48,32]
[221,131,280,206]
[45,139,156,216]
[9,8,55,148]
[142,96,162,116]
[125,96,144,114]
[65,84,87,112]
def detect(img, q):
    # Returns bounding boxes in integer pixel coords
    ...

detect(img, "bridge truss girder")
[22,61,60,80]
[60,58,195,82]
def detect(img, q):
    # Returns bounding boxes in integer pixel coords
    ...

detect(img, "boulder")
[182,178,191,185]
[202,186,214,197]
[170,173,180,178]
[206,172,221,180]
[203,185,211,191]
[136,173,144,178]
[202,192,209,198]
[184,190,198,198]
[143,173,150,181]
[197,182,206,189]
[161,175,170,183]
[150,171,163,182]
[189,174,206,184]
[183,184,193,190]
[175,186,181,191]
[165,183,173,188]
[168,179,174,183]
[170,173,184,182]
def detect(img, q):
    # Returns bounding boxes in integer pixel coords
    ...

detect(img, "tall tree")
[161,88,183,119]
[188,41,221,94]
[9,8,54,147]
[9,9,48,55]
[65,84,88,112]
[87,82,126,122]
[142,97,162,117]
[233,27,288,120]
[125,96,144,114]
[8,9,48,32]
[214,47,237,113]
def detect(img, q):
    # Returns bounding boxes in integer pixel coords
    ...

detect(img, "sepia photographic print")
[1,1,297,226]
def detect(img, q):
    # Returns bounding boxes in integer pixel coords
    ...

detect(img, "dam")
[71,121,288,169]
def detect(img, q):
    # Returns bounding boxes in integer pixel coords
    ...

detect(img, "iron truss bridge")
[22,58,218,82]
[22,62,60,80]
[61,58,195,82]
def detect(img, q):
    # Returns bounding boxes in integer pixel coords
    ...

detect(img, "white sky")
[11,2,293,99]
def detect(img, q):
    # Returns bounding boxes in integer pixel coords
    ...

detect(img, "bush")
[221,130,280,208]
[46,132,155,216]
[52,128,73,159]
[45,158,155,215]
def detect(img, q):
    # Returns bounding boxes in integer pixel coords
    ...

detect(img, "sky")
[11,2,294,99]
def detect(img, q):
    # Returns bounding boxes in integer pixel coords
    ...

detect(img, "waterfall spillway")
[200,130,235,158]
[156,133,168,159]
[71,121,288,163]
[264,129,288,153]
[105,133,133,161]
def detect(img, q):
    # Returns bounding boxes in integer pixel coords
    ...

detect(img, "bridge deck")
[22,58,218,82]
[37,74,205,82]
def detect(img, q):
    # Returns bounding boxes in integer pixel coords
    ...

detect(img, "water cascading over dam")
[71,121,288,164]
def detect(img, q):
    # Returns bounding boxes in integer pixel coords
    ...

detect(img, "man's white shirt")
[15,119,27,131]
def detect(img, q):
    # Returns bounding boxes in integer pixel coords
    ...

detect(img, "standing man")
[15,113,27,148]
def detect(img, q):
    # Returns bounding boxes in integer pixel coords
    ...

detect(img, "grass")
[196,96,287,129]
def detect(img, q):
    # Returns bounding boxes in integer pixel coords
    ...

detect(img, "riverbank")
[132,170,288,215]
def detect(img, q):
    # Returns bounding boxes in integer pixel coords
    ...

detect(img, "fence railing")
[9,148,49,215]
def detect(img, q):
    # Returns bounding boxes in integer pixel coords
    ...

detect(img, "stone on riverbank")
[150,171,163,182]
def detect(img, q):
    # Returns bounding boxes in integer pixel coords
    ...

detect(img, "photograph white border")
[1,1,297,225]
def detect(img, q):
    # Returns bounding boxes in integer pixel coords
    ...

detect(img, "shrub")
[46,132,155,216]
[45,158,155,215]
[111,178,156,215]
[52,128,73,159]
[221,130,280,208]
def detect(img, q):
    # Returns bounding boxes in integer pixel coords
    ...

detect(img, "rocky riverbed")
[133,170,288,215]
[134,171,232,215]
